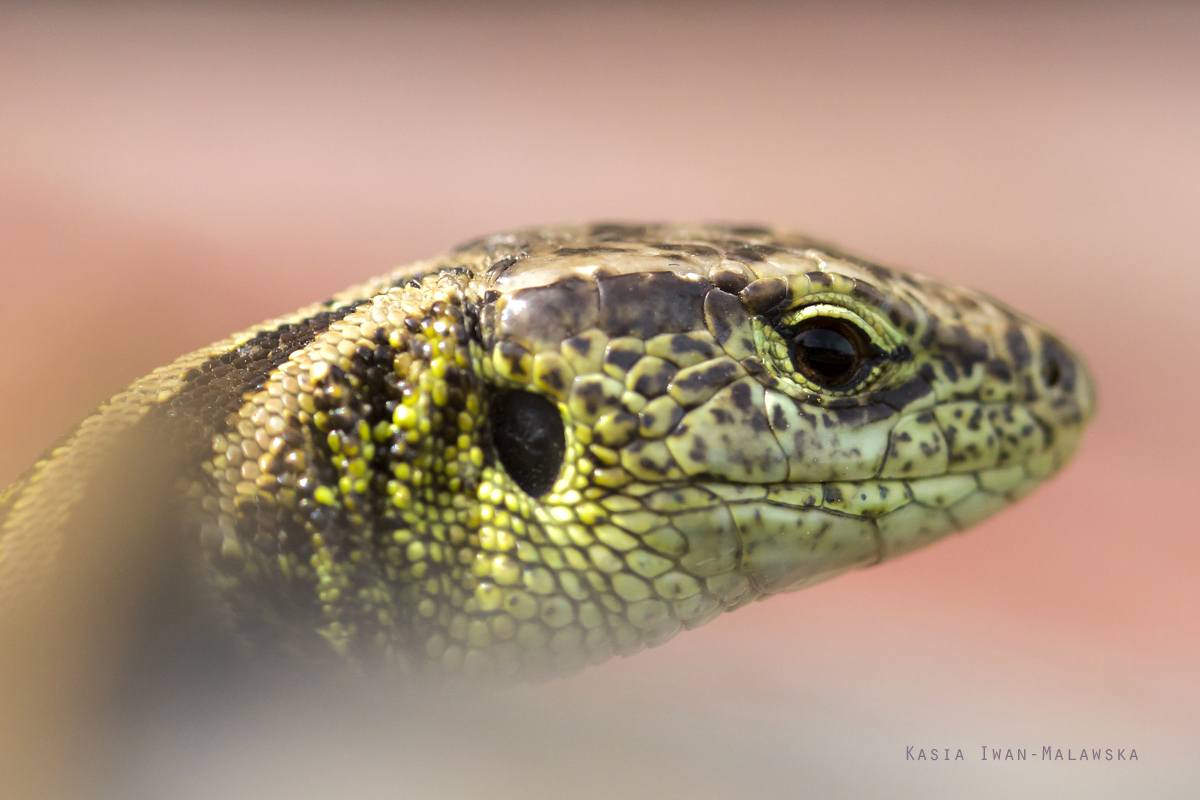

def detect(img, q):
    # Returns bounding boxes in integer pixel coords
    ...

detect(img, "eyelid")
[778,297,906,351]
[779,302,873,331]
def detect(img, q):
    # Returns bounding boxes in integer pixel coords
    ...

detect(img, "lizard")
[0,222,1095,682]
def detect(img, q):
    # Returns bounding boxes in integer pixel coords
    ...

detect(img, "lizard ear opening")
[488,389,566,498]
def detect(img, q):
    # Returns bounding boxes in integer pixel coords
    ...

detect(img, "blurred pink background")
[1,3,1196,798]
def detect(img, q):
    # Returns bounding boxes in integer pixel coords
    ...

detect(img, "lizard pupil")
[488,389,566,497]
[790,318,868,388]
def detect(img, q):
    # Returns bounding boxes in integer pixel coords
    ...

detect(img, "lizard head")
[201,223,1094,678]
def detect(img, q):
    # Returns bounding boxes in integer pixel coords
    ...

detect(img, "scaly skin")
[0,223,1095,680]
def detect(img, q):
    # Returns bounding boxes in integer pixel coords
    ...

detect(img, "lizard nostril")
[488,389,566,497]
[1039,335,1074,391]
[1042,356,1062,388]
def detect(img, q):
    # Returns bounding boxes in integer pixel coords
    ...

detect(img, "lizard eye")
[489,389,566,497]
[754,300,902,397]
[788,317,873,389]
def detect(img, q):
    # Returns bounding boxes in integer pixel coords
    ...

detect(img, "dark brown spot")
[937,325,990,372]
[540,368,566,393]
[850,280,885,306]
[573,379,611,417]
[1005,325,1032,371]
[738,278,788,314]
[671,360,741,396]
[562,334,594,359]
[497,342,531,379]
[604,346,642,373]
[632,363,677,397]
[986,359,1013,383]
[711,269,750,294]
[770,403,789,431]
[729,382,753,411]
[704,289,751,347]
[499,277,599,346]
[829,402,895,426]
[669,334,718,358]
[880,377,933,411]
[597,272,708,338]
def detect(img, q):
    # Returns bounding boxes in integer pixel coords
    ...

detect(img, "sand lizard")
[0,222,1095,680]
